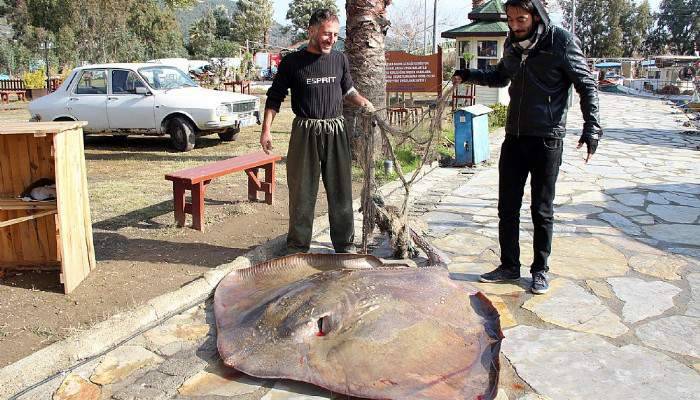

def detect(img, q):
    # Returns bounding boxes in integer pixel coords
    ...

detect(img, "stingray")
[214,254,502,400]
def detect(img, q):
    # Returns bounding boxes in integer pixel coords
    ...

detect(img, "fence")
[0,79,25,91]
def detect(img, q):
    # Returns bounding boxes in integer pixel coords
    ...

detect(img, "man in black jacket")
[452,0,602,294]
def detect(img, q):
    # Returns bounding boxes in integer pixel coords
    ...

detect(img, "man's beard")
[309,37,331,53]
[512,25,537,42]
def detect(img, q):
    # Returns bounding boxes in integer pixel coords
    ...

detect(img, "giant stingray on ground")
[214,254,503,400]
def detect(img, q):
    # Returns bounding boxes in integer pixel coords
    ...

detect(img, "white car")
[28,63,260,151]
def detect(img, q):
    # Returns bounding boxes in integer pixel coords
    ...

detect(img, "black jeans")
[498,135,563,274]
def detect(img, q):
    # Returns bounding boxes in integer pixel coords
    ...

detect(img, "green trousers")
[286,116,354,254]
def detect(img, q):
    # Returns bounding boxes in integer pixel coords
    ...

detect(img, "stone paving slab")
[5,94,700,399]
[502,326,700,400]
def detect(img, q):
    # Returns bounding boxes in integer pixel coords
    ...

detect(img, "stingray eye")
[316,316,327,336]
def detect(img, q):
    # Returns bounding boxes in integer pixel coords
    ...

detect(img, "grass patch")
[436,127,455,161]
[26,326,56,342]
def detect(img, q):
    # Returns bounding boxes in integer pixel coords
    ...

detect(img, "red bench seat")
[165,151,282,231]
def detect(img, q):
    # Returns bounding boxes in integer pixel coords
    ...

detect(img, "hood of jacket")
[531,0,551,27]
[506,0,552,46]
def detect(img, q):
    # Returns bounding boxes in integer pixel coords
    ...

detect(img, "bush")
[443,65,455,81]
[489,102,508,131]
[23,69,46,89]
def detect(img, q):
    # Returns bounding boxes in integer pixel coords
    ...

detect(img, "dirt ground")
[0,97,363,367]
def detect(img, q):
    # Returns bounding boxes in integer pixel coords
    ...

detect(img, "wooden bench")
[165,151,281,231]
[0,91,25,104]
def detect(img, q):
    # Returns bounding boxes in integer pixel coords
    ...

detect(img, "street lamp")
[39,40,53,92]
[432,0,438,54]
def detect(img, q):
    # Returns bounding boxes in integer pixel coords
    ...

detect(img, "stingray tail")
[409,227,451,268]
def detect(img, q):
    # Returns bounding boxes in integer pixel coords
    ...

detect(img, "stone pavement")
[9,93,700,400]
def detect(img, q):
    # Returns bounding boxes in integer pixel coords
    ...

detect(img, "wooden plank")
[0,198,57,210]
[54,214,61,262]
[54,128,94,293]
[0,136,16,263]
[0,261,60,270]
[165,152,281,184]
[0,136,21,262]
[0,121,87,136]
[6,210,23,261]
[27,135,54,262]
[0,136,15,196]
[0,210,58,228]
[0,210,12,262]
[76,132,96,270]
[10,135,43,262]
[40,133,59,262]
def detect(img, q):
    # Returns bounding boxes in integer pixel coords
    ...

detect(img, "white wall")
[455,35,509,106]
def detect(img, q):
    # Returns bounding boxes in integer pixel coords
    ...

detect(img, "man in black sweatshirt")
[452,0,602,294]
[261,8,374,255]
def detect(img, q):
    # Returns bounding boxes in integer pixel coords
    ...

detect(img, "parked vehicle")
[28,63,260,151]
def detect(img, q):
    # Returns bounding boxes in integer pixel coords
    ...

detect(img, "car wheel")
[218,127,239,142]
[168,117,196,152]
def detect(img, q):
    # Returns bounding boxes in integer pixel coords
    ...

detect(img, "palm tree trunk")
[344,0,390,159]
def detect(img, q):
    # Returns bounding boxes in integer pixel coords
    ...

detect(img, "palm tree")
[343,0,390,159]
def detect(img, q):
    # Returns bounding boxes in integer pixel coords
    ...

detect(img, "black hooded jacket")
[454,2,602,138]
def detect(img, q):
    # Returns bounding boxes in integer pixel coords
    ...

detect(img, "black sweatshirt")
[265,49,354,119]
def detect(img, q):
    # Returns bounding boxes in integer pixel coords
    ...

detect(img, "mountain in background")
[176,0,294,49]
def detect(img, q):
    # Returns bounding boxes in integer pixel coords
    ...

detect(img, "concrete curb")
[0,162,442,398]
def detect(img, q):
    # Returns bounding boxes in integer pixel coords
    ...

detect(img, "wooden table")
[223,80,251,94]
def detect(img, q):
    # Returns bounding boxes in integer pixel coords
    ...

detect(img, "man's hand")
[576,132,600,163]
[360,101,376,114]
[260,130,273,154]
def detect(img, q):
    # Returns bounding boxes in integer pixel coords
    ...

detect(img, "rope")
[356,82,455,256]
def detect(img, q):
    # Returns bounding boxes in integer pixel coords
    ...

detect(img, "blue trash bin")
[453,104,492,167]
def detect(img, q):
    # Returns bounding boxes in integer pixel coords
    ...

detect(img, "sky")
[271,0,663,33]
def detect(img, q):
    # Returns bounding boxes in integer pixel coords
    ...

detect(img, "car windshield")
[138,66,197,90]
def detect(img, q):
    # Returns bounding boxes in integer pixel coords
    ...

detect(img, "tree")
[622,0,653,56]
[128,1,187,59]
[650,0,699,55]
[55,25,77,68]
[344,0,391,251]
[285,0,338,41]
[384,0,426,53]
[213,5,232,39]
[559,0,651,58]
[230,0,273,47]
[344,0,390,155]
[600,0,625,57]
[560,0,607,56]
[211,38,239,57]
[384,0,456,54]
[188,8,216,58]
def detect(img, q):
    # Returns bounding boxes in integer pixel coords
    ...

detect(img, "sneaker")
[531,272,549,294]
[479,266,520,283]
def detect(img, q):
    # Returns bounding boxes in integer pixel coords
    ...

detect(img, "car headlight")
[215,104,229,117]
